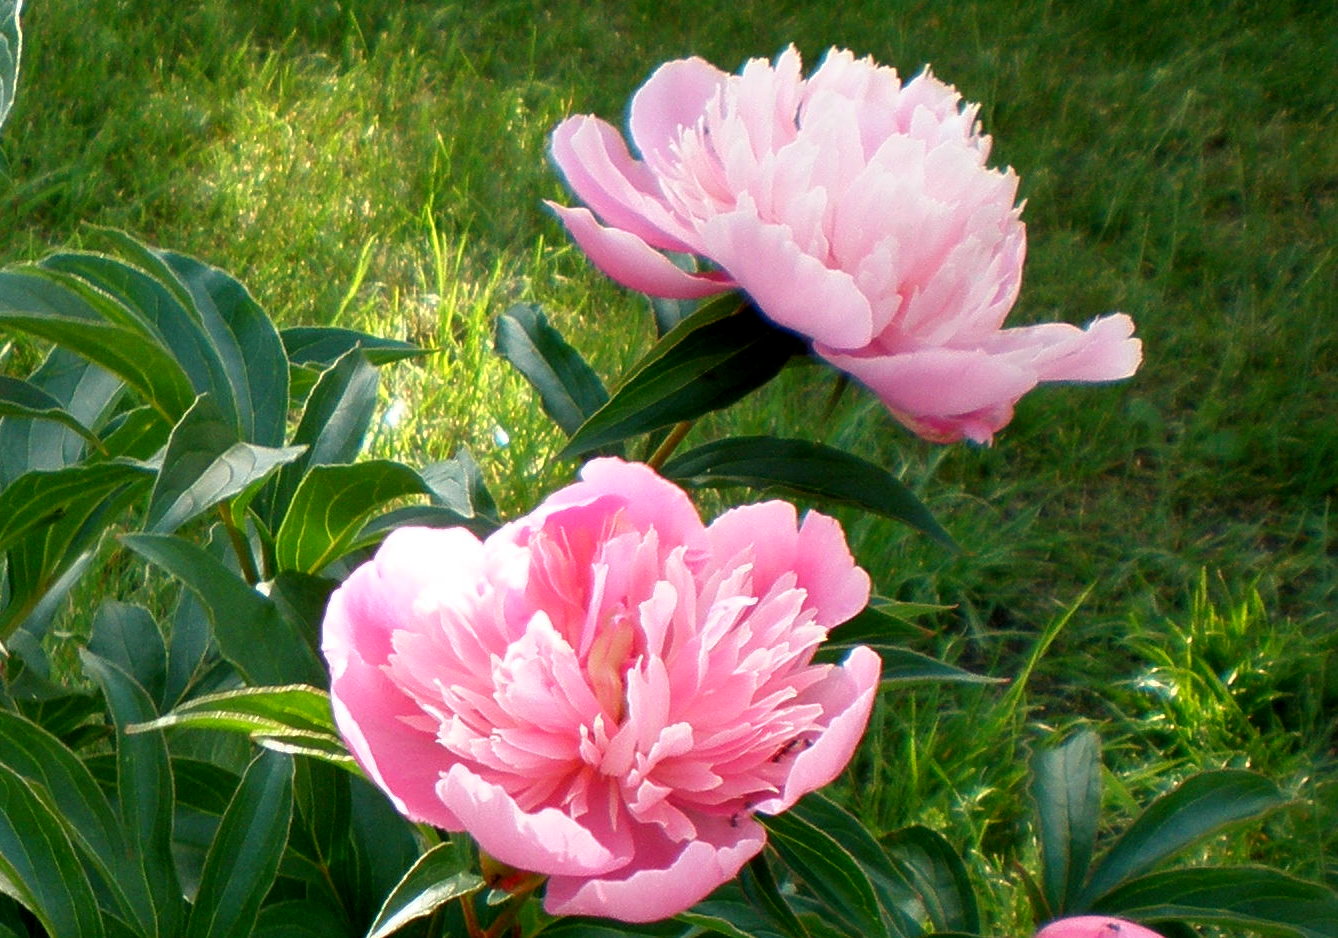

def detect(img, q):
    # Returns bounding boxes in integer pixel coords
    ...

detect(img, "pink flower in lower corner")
[321,458,879,922]
[1036,916,1167,938]
[547,45,1141,443]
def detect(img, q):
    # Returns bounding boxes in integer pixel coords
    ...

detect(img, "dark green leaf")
[253,899,352,938]
[420,447,499,521]
[739,854,811,938]
[0,0,21,131]
[280,325,428,367]
[0,349,122,485]
[132,685,356,774]
[560,295,804,458]
[41,251,245,433]
[0,462,150,555]
[159,250,289,446]
[266,347,379,527]
[184,750,294,938]
[0,711,152,933]
[827,602,940,646]
[0,375,101,447]
[275,461,430,574]
[495,303,609,437]
[148,394,305,534]
[80,650,186,937]
[1091,867,1338,938]
[354,504,495,549]
[0,267,197,420]
[763,809,890,938]
[0,763,106,938]
[882,826,980,936]
[787,793,921,938]
[814,644,996,686]
[1031,728,1102,916]
[661,436,955,549]
[364,841,486,938]
[88,601,168,708]
[98,405,171,461]
[1081,770,1288,904]
[121,533,324,686]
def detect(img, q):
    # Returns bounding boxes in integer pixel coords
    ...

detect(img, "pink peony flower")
[321,458,879,922]
[1035,916,1166,938]
[547,45,1141,443]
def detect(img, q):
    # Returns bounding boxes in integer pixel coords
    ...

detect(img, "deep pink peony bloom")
[322,458,879,922]
[1035,916,1166,938]
[547,45,1142,443]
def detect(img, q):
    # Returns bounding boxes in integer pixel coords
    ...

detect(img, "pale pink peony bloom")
[1035,916,1166,938]
[547,45,1141,443]
[322,458,879,922]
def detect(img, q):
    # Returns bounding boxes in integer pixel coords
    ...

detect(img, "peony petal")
[437,764,632,877]
[550,117,700,252]
[543,814,766,922]
[629,57,730,172]
[752,645,880,814]
[818,344,1037,421]
[323,570,463,830]
[793,511,872,629]
[985,313,1142,383]
[1035,916,1166,938]
[700,208,876,349]
[547,203,734,299]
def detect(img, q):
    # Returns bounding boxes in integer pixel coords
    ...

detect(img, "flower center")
[586,612,635,722]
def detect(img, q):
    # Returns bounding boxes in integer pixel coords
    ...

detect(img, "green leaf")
[1081,770,1288,904]
[827,601,940,646]
[132,685,357,774]
[253,899,353,938]
[0,463,151,639]
[1030,728,1102,917]
[739,854,812,938]
[264,347,379,529]
[0,375,102,448]
[0,462,150,556]
[1091,867,1338,938]
[80,649,186,938]
[88,601,168,708]
[661,436,955,549]
[0,763,106,938]
[494,303,609,437]
[99,405,171,461]
[420,447,500,522]
[814,644,996,686]
[0,0,21,132]
[763,809,890,938]
[184,749,294,938]
[275,460,430,574]
[0,267,197,421]
[121,533,325,686]
[881,826,981,936]
[280,325,428,367]
[560,295,804,458]
[787,793,921,938]
[160,250,291,447]
[40,251,245,433]
[0,349,122,485]
[148,394,306,534]
[0,710,153,933]
[364,841,486,938]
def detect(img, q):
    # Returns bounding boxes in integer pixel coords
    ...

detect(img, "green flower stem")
[217,502,261,585]
[647,419,694,470]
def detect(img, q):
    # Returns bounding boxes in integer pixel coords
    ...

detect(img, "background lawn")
[3,0,1334,928]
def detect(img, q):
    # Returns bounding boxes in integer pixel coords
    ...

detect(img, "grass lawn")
[3,0,1334,928]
